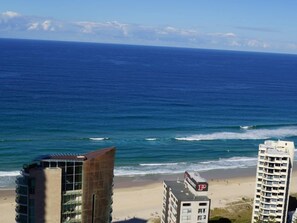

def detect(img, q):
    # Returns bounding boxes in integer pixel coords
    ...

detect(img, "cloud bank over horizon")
[1,11,296,53]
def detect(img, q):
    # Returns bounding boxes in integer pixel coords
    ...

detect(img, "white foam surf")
[0,171,20,188]
[175,127,297,141]
[114,156,258,176]
[0,171,20,177]
[145,138,157,141]
[89,137,109,141]
[140,162,181,166]
[240,125,254,130]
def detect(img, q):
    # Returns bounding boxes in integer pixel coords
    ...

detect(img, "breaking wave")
[145,138,157,141]
[240,125,254,130]
[0,171,20,188]
[114,156,258,176]
[0,171,20,177]
[140,162,182,166]
[89,137,110,141]
[175,127,297,141]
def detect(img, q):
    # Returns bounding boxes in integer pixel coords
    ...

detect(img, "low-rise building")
[162,171,211,223]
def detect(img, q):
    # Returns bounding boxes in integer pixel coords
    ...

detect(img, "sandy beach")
[0,189,15,223]
[112,168,259,221]
[2,167,297,222]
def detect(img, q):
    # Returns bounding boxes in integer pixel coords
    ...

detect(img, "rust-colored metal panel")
[82,147,115,223]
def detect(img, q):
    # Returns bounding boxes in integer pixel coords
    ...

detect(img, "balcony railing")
[15,177,28,186]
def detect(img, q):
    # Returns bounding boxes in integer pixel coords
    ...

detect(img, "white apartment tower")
[161,171,211,223]
[252,140,295,223]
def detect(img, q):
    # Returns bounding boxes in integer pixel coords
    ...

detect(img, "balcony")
[63,210,82,215]
[263,181,273,186]
[63,190,82,196]
[15,195,27,205]
[63,200,82,205]
[15,213,27,223]
[16,186,28,196]
[62,218,81,223]
[261,193,272,198]
[20,170,30,176]
[15,204,27,214]
[15,177,28,186]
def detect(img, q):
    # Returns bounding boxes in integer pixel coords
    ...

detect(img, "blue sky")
[1,1,297,53]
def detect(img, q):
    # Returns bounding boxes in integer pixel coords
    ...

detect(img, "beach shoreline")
[2,166,297,222]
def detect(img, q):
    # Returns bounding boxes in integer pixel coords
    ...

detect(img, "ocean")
[1,38,297,188]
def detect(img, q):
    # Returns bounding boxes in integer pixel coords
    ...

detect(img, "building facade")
[162,171,211,223]
[252,140,295,223]
[15,147,115,223]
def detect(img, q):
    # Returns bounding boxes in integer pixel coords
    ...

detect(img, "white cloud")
[1,11,20,18]
[76,21,129,36]
[209,32,236,38]
[26,20,55,31]
[246,39,269,48]
[76,22,96,33]
[0,10,295,53]
[27,22,39,30]
[224,32,236,38]
[42,20,54,31]
[156,26,199,37]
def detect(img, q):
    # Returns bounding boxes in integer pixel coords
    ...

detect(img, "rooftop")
[185,171,207,183]
[164,180,209,202]
[33,147,115,162]
[266,148,290,156]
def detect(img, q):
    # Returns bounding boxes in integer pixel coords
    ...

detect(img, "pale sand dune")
[2,170,297,222]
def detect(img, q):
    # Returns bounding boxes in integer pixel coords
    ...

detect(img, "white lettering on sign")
[197,183,207,191]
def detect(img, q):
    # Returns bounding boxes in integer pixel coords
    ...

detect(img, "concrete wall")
[30,168,62,223]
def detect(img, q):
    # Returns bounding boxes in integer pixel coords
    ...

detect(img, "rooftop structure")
[184,171,208,196]
[162,172,210,223]
[15,147,115,223]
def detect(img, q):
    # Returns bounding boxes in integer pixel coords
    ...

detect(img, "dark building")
[15,147,115,223]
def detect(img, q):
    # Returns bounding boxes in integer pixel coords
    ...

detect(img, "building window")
[197,215,206,220]
[198,208,206,214]
[182,208,191,214]
[29,178,36,194]
[63,162,83,191]
[182,215,191,221]
[183,203,191,206]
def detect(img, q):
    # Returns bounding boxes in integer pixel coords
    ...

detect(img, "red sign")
[184,171,208,191]
[196,183,208,191]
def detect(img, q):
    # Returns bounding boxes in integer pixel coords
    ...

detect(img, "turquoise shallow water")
[1,38,297,187]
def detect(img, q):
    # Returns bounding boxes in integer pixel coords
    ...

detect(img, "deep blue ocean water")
[1,38,297,187]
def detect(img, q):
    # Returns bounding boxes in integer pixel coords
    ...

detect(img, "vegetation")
[209,197,253,223]
[209,194,297,222]
[147,217,161,223]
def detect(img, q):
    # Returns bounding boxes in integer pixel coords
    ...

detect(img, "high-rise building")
[252,140,294,223]
[161,171,211,223]
[15,147,115,223]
